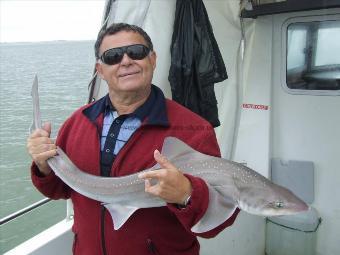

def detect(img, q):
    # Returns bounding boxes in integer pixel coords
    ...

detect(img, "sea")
[0,40,96,253]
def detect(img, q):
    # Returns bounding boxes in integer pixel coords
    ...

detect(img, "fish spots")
[50,156,145,196]
[49,137,308,218]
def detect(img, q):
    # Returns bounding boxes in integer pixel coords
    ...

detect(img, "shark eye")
[274,201,284,209]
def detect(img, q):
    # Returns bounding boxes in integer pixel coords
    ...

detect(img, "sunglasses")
[100,44,151,65]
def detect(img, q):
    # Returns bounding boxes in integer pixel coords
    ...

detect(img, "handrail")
[87,0,113,104]
[0,198,51,226]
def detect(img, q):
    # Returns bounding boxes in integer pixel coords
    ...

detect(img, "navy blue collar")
[104,86,155,121]
[83,85,169,127]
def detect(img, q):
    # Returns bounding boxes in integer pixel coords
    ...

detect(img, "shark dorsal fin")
[161,137,214,163]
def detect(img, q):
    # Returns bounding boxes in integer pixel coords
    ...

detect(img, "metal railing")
[0,198,51,226]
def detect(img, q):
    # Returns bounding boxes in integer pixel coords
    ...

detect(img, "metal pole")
[0,198,51,226]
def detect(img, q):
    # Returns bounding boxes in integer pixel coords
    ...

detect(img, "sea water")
[0,41,95,253]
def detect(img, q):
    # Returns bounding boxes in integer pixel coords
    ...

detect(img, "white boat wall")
[5,0,340,254]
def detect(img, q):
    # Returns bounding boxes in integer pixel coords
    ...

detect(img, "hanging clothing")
[168,0,228,127]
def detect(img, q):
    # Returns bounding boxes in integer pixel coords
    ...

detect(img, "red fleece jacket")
[31,94,239,255]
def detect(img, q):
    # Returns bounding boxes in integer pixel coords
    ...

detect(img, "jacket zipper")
[98,123,145,255]
[72,233,78,254]
[101,206,107,255]
[95,123,108,255]
[147,238,159,254]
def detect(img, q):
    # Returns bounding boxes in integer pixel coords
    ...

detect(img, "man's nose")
[120,53,133,65]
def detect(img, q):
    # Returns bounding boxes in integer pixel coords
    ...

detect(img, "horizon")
[0,39,96,44]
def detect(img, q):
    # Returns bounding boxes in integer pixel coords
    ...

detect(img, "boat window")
[251,0,287,5]
[241,1,340,18]
[285,19,340,94]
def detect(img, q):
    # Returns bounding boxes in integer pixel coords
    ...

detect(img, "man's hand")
[26,122,56,176]
[138,150,192,205]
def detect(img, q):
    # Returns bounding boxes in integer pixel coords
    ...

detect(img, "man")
[27,23,239,255]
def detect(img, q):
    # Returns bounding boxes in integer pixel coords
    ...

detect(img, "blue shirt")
[101,111,141,154]
[100,88,156,156]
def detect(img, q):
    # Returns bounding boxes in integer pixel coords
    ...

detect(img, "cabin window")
[285,19,340,94]
[251,0,286,6]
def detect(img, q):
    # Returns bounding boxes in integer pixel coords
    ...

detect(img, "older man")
[27,23,239,255]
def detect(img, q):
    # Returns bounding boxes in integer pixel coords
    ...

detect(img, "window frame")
[281,14,340,96]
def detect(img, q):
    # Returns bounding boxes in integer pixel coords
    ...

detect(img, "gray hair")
[94,23,154,59]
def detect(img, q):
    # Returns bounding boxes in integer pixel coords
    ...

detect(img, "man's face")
[96,31,156,95]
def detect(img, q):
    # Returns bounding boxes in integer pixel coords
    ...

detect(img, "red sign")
[242,104,269,110]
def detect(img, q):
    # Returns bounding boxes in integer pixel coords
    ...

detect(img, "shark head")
[237,183,309,216]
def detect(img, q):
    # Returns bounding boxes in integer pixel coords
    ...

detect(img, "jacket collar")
[82,85,169,127]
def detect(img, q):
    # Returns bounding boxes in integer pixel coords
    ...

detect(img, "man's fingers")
[154,150,174,170]
[28,143,57,155]
[31,149,57,163]
[42,122,52,135]
[27,137,55,152]
[138,170,162,180]
[28,136,54,145]
[29,128,51,139]
[29,122,52,139]
[138,150,190,204]
[144,179,162,197]
[26,122,54,176]
[145,179,151,189]
[139,173,162,196]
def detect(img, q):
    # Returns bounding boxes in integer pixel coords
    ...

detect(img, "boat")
[2,0,340,254]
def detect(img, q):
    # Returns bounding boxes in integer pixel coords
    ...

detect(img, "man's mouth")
[118,71,140,78]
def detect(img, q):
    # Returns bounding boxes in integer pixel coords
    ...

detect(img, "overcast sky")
[0,0,106,43]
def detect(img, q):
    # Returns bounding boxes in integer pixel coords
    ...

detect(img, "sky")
[0,0,106,43]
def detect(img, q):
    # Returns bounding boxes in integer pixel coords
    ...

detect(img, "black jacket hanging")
[168,0,228,127]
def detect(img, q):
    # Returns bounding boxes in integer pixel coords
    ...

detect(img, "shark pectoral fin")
[103,203,139,230]
[191,184,237,233]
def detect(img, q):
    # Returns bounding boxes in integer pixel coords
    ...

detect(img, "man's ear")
[96,62,104,79]
[150,51,157,71]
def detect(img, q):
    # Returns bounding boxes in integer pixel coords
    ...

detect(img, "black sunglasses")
[100,44,151,65]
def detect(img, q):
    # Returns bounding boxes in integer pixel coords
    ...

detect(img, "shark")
[30,75,309,232]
